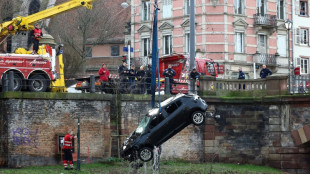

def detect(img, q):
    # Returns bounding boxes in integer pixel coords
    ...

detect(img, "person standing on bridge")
[98,63,110,93]
[30,24,43,54]
[118,61,129,93]
[163,64,176,94]
[260,64,272,79]
[238,67,245,89]
[63,130,77,170]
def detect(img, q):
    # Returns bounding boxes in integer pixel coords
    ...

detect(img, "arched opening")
[27,0,41,49]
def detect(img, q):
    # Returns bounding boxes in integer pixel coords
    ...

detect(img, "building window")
[234,0,244,14]
[185,33,190,53]
[163,0,172,18]
[300,28,309,45]
[86,47,92,57]
[258,34,267,53]
[257,0,266,15]
[277,0,285,19]
[235,32,244,53]
[300,1,307,16]
[277,35,287,57]
[142,38,150,57]
[142,1,150,21]
[111,45,120,56]
[185,0,190,15]
[301,58,309,74]
[163,35,172,55]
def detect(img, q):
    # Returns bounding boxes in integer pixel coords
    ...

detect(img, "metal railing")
[254,14,277,27]
[253,53,278,66]
[290,74,310,94]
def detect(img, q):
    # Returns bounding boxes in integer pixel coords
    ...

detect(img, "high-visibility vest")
[34,28,42,40]
[63,134,74,149]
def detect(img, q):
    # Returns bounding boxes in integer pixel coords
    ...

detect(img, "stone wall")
[0,93,112,167]
[1,92,310,173]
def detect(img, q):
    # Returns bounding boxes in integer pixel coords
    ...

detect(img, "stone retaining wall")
[0,92,310,173]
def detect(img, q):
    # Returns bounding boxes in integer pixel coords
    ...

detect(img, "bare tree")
[48,0,129,77]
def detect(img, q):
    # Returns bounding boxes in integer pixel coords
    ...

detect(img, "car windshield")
[135,116,151,134]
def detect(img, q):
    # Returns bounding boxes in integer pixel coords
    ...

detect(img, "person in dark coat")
[190,68,200,80]
[238,67,245,89]
[163,65,176,94]
[118,61,129,93]
[145,64,152,94]
[260,64,272,79]
[128,64,136,92]
[136,65,146,94]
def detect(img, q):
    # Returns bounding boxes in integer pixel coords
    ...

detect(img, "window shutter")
[295,0,300,15]
[295,28,300,45]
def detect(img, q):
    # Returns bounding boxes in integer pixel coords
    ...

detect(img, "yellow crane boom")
[0,0,96,39]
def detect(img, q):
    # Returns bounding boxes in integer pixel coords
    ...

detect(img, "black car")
[121,94,208,162]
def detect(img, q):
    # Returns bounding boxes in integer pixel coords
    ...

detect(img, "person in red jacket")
[30,24,43,54]
[98,63,110,93]
[63,130,77,170]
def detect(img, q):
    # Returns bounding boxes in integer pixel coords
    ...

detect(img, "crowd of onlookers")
[98,61,152,94]
[98,60,273,94]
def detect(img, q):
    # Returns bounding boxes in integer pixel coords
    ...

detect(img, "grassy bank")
[0,160,284,174]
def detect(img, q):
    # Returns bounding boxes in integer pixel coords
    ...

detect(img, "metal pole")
[189,0,196,93]
[77,116,80,170]
[288,28,290,93]
[127,44,131,69]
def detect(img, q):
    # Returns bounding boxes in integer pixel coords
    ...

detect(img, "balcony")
[254,14,277,28]
[253,53,278,66]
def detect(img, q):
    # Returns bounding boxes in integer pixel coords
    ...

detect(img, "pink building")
[129,0,292,79]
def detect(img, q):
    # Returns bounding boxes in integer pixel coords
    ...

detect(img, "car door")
[147,113,167,145]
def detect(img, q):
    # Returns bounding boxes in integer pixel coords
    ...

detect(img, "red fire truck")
[158,54,224,94]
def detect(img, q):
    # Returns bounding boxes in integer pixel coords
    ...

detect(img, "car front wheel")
[191,111,205,126]
[138,147,153,162]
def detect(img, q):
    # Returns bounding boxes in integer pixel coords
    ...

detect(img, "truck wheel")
[191,111,205,126]
[138,147,153,162]
[28,75,48,92]
[13,74,22,91]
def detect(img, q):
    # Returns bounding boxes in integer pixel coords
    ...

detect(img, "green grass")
[0,160,284,174]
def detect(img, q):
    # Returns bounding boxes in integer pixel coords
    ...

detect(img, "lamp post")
[121,2,131,68]
[285,19,292,93]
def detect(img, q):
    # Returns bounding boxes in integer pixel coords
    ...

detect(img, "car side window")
[176,100,182,106]
[149,113,165,128]
[165,103,178,114]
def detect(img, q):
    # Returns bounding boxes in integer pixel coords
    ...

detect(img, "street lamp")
[121,2,131,68]
[285,19,292,93]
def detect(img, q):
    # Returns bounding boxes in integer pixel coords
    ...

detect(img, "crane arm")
[0,0,96,39]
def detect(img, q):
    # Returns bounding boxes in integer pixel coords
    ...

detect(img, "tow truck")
[0,0,96,92]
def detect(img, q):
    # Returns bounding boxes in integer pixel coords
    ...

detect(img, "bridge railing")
[199,75,289,97]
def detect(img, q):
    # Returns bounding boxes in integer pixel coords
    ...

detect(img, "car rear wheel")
[138,147,153,162]
[191,111,205,126]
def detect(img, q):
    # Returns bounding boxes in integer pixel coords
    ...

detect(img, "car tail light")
[95,80,101,86]
[76,82,82,88]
